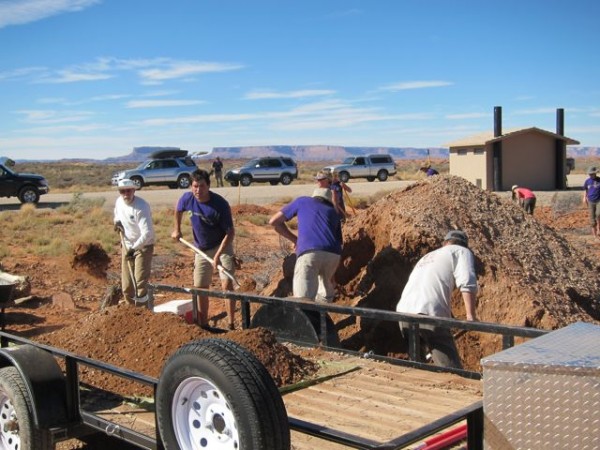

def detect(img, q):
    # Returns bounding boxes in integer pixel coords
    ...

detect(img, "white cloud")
[244,89,336,100]
[16,109,94,124]
[138,61,244,83]
[38,70,113,83]
[17,123,106,133]
[379,80,453,91]
[126,99,205,108]
[0,0,101,28]
[139,113,260,126]
[0,66,47,81]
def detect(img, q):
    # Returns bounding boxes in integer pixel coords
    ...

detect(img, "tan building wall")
[449,145,490,189]
[449,130,570,191]
[500,133,556,190]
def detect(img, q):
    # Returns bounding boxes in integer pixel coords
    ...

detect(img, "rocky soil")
[1,175,600,448]
[261,175,600,370]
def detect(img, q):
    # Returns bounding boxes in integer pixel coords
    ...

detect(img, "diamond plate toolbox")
[481,321,600,450]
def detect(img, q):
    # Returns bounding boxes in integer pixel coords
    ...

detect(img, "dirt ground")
[2,176,600,448]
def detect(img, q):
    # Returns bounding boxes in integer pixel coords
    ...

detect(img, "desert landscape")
[1,173,600,449]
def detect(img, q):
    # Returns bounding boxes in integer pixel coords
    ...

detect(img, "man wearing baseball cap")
[269,183,342,304]
[113,179,155,305]
[396,229,478,369]
[583,166,600,238]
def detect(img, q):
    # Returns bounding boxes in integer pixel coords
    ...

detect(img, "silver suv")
[324,154,396,182]
[111,151,197,190]
[224,157,298,187]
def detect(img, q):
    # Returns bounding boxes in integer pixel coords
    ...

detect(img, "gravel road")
[0,175,588,211]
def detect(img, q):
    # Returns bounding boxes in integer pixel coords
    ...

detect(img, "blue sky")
[1,0,599,160]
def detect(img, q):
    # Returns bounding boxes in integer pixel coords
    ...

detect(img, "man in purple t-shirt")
[583,166,600,238]
[172,169,236,329]
[269,188,343,302]
[420,164,439,177]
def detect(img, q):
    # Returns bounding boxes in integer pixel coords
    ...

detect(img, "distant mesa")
[95,145,454,164]
[11,144,600,164]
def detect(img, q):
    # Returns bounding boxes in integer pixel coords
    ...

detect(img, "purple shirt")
[426,168,439,177]
[176,191,233,250]
[584,176,600,203]
[330,181,345,212]
[281,196,343,256]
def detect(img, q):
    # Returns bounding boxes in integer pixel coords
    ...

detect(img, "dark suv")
[111,150,198,189]
[224,157,298,186]
[0,157,50,204]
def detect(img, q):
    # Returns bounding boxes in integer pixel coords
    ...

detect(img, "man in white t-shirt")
[114,179,155,305]
[396,230,478,368]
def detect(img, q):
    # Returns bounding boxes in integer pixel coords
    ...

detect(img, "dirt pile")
[37,303,318,398]
[319,175,600,369]
[71,242,110,278]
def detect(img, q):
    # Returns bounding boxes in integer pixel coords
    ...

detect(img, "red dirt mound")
[335,175,600,370]
[71,242,110,278]
[261,175,600,371]
[37,303,318,398]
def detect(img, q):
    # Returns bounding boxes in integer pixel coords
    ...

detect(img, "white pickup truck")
[324,154,397,182]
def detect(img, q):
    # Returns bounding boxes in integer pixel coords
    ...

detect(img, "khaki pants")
[293,250,340,302]
[193,242,235,287]
[122,245,153,303]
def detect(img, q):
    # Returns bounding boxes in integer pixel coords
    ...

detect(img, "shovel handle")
[178,238,240,288]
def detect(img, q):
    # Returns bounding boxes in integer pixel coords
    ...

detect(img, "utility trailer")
[0,281,559,450]
[0,332,486,450]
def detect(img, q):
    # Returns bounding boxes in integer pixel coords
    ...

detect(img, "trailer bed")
[283,355,482,449]
[82,353,481,449]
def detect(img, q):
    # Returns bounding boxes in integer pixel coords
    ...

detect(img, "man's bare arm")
[462,291,478,321]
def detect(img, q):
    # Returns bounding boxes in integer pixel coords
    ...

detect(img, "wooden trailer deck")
[83,352,482,449]
[283,355,482,449]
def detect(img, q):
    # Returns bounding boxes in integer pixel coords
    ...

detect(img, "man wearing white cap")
[269,186,343,303]
[114,179,155,304]
[396,230,478,369]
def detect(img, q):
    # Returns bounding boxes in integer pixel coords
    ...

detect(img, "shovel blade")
[250,303,339,347]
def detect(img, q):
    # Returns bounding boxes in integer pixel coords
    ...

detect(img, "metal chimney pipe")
[556,108,564,136]
[494,106,502,137]
[492,106,503,190]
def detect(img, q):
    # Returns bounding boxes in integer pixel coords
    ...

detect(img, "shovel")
[178,238,240,289]
[119,231,148,305]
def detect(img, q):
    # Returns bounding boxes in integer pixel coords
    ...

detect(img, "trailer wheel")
[156,338,290,450]
[0,367,52,450]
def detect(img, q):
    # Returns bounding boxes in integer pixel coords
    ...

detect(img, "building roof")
[445,127,580,148]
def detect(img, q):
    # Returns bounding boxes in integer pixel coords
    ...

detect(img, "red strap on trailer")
[416,423,467,450]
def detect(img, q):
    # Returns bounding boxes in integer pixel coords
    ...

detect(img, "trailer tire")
[156,338,290,450]
[0,367,52,450]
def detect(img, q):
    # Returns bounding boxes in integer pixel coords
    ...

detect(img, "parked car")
[111,150,198,190]
[0,156,50,203]
[323,154,397,182]
[224,157,298,187]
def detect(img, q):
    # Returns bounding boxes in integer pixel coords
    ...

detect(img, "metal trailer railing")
[150,283,548,368]
[0,282,551,450]
[146,283,550,449]
[0,331,164,449]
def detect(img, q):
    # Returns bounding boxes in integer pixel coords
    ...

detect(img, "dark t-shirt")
[330,181,345,212]
[584,176,600,202]
[281,196,342,256]
[212,160,223,172]
[176,191,233,250]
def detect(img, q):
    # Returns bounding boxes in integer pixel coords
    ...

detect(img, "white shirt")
[396,244,477,318]
[114,196,155,250]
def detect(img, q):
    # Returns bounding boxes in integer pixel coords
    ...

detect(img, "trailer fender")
[0,344,68,428]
